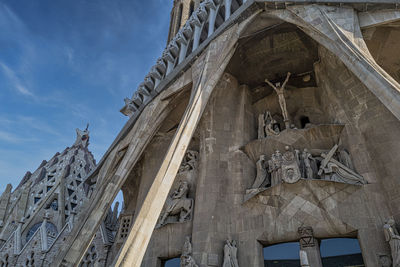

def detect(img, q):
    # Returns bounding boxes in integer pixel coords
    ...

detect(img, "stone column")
[225,0,232,21]
[298,227,323,267]
[0,184,12,229]
[41,213,49,251]
[14,219,24,255]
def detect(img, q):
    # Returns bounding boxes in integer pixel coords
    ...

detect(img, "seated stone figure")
[157,181,194,227]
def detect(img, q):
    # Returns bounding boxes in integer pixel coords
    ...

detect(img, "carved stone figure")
[258,112,279,139]
[223,240,239,267]
[157,181,194,227]
[250,155,270,189]
[265,112,279,137]
[179,150,199,173]
[258,114,266,139]
[265,72,291,129]
[181,236,198,267]
[379,254,392,267]
[281,146,301,184]
[337,148,354,170]
[301,149,317,179]
[384,219,400,267]
[318,145,366,185]
[270,150,283,186]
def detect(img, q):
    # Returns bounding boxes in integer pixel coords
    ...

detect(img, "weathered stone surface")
[3,2,400,267]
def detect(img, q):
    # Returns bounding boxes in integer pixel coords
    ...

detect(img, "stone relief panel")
[245,143,366,201]
[156,150,198,228]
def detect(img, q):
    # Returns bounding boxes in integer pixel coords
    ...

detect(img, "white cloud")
[0,61,34,97]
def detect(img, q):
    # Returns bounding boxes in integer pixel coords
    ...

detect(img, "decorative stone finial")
[74,124,90,147]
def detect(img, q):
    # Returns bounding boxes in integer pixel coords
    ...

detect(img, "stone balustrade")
[120,0,247,117]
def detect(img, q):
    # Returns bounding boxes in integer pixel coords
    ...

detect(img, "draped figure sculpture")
[250,155,270,189]
[223,240,239,267]
[384,219,400,267]
[265,72,291,129]
[181,236,198,267]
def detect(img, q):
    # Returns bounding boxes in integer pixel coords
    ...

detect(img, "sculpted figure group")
[249,145,366,192]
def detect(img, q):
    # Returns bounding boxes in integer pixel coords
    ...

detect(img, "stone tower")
[0,127,119,266]
[167,0,202,43]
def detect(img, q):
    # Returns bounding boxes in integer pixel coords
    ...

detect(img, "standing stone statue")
[301,149,316,179]
[223,240,239,267]
[265,72,292,129]
[270,150,283,186]
[250,155,270,189]
[384,219,400,267]
[157,181,193,227]
[181,236,198,267]
[258,114,266,139]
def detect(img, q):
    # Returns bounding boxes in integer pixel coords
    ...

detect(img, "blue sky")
[0,0,172,191]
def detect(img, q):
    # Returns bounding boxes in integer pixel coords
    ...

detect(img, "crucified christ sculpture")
[265,72,291,129]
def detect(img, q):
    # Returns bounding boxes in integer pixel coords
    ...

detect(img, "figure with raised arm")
[265,72,292,129]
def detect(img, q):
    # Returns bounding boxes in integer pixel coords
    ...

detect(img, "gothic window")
[79,245,98,267]
[26,222,58,242]
[0,254,9,267]
[24,252,35,267]
[45,198,58,211]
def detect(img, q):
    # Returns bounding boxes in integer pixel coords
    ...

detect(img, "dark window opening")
[320,238,365,267]
[300,116,310,129]
[162,257,180,267]
[264,242,300,266]
[189,1,195,17]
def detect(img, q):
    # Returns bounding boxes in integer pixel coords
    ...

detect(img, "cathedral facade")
[3,0,400,266]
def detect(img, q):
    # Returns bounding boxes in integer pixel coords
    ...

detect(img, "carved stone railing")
[120,0,250,117]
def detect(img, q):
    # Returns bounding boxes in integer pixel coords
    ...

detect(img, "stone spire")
[167,0,202,43]
[74,124,90,148]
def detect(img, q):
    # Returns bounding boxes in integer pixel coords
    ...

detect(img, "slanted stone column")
[41,213,49,251]
[14,219,24,255]
[224,0,232,20]
[0,184,12,229]
[298,227,322,267]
